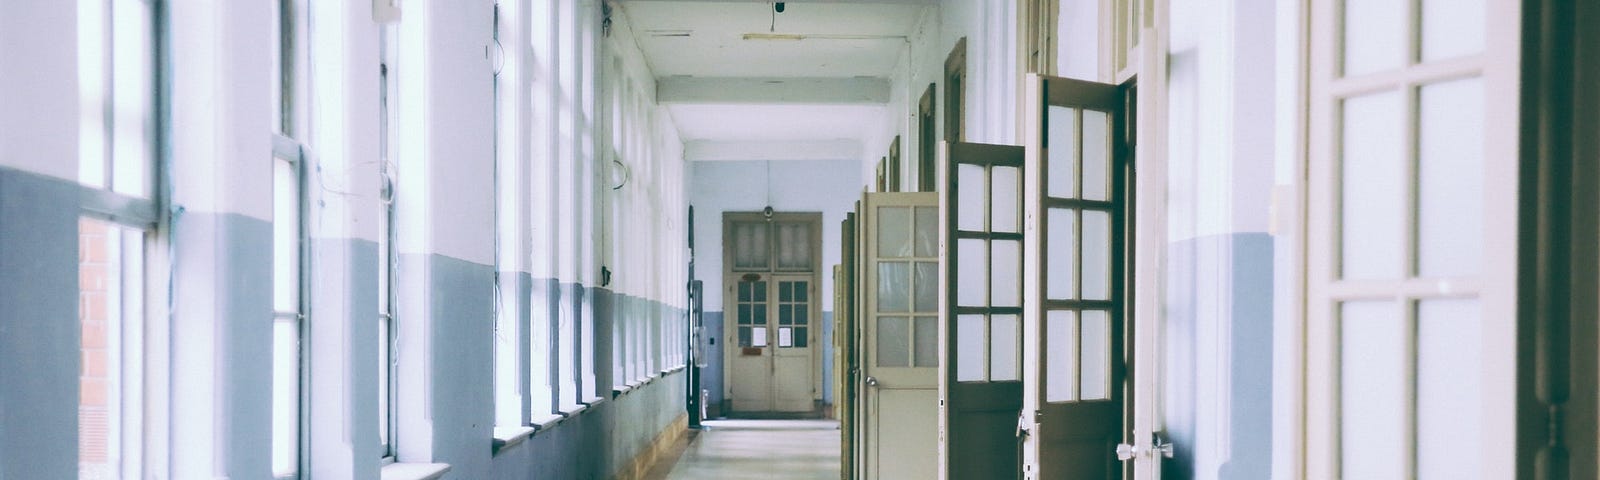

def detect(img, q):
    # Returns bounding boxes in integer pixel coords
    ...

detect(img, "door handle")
[1117,432,1175,461]
[865,376,879,387]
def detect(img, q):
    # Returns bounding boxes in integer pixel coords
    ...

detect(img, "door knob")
[865,376,879,387]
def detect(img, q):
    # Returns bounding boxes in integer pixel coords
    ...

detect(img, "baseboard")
[612,413,689,480]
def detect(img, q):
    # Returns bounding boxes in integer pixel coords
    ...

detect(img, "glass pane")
[754,281,767,302]
[776,222,813,269]
[1343,0,1406,75]
[1082,211,1111,301]
[1080,311,1111,400]
[738,282,750,302]
[991,240,1021,307]
[78,0,108,189]
[795,327,809,348]
[738,304,751,325]
[877,316,910,367]
[780,305,792,325]
[794,281,807,302]
[274,159,300,312]
[378,316,390,447]
[914,316,939,367]
[1417,298,1482,480]
[914,262,938,313]
[956,315,986,381]
[1340,301,1406,479]
[1418,78,1483,278]
[914,206,938,257]
[738,326,753,347]
[877,262,911,312]
[795,305,807,325]
[878,207,913,257]
[1047,208,1078,300]
[779,282,792,302]
[1046,311,1078,402]
[990,314,1020,381]
[272,319,299,476]
[991,166,1021,233]
[733,222,769,269]
[78,219,129,478]
[1047,106,1078,199]
[1422,0,1484,62]
[1082,110,1110,201]
[111,0,155,198]
[754,304,767,324]
[1341,91,1405,280]
[957,163,986,231]
[956,239,988,307]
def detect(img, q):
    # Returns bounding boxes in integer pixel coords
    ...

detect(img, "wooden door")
[862,192,940,480]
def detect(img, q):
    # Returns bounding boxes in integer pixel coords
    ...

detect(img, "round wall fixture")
[609,159,632,190]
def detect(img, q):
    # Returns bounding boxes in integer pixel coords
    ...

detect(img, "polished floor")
[658,419,841,480]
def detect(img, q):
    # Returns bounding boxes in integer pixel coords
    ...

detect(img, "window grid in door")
[777,280,810,348]
[949,146,1024,382]
[1039,104,1121,403]
[875,204,940,368]
[736,280,769,348]
[1308,0,1489,477]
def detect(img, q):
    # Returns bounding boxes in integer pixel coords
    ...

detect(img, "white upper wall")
[0,0,77,181]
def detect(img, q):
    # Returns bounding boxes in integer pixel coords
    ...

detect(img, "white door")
[862,192,940,480]
[1300,0,1518,477]
[724,214,820,414]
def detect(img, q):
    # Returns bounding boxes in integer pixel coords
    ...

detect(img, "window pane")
[956,315,986,381]
[990,314,1020,381]
[878,207,912,258]
[274,158,300,312]
[1417,298,1482,480]
[991,166,1021,233]
[877,262,911,312]
[877,316,910,367]
[957,163,986,231]
[1343,0,1406,75]
[914,261,938,313]
[1046,311,1077,402]
[914,206,938,257]
[111,0,155,198]
[1047,208,1078,300]
[379,314,390,448]
[1047,106,1078,199]
[1341,91,1405,280]
[1339,301,1406,479]
[1422,0,1484,62]
[1082,110,1110,201]
[79,0,108,189]
[776,222,813,270]
[1417,78,1483,278]
[1082,211,1111,301]
[79,218,133,479]
[1079,311,1111,400]
[914,316,939,368]
[990,240,1021,307]
[272,318,299,476]
[733,222,769,269]
[956,239,988,307]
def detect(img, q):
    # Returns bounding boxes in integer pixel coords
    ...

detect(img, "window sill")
[558,403,589,418]
[380,462,451,480]
[492,426,536,454]
[581,396,606,407]
[531,413,565,431]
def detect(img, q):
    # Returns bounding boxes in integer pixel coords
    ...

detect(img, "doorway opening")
[722,212,824,416]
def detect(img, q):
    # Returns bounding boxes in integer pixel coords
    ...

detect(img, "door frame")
[720,211,824,415]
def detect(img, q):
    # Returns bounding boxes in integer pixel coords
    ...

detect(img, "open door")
[861,191,940,480]
[1020,74,1132,479]
[837,212,858,479]
[939,142,1026,479]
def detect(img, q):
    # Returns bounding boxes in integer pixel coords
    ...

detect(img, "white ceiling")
[622,1,920,157]
[623,1,925,77]
[667,104,885,141]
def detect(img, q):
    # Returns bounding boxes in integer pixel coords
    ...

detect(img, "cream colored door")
[1299,0,1519,477]
[862,192,940,480]
[939,142,1026,480]
[724,215,820,414]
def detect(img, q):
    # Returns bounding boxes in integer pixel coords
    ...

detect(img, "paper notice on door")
[753,327,768,347]
[779,327,793,347]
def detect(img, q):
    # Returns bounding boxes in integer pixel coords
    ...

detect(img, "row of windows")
[75,0,688,478]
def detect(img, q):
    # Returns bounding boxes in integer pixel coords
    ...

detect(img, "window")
[76,0,160,477]
[944,38,967,143]
[918,84,937,192]
[492,0,525,429]
[886,136,902,192]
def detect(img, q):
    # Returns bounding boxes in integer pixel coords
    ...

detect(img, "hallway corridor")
[657,421,840,480]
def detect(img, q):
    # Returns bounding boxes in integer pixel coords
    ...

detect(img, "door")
[1021,75,1130,479]
[837,212,859,479]
[862,192,940,480]
[940,142,1026,480]
[723,214,821,414]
